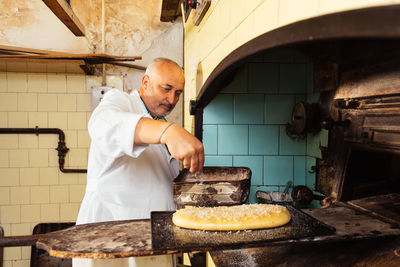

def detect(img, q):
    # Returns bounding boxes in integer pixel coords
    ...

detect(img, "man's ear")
[141,75,150,89]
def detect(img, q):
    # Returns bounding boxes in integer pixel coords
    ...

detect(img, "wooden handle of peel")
[0,235,40,247]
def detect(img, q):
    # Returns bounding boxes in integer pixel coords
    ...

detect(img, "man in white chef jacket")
[73,58,204,267]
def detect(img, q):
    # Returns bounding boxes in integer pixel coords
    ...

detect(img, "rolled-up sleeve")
[88,89,148,158]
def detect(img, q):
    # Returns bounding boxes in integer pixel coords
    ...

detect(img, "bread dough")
[172,204,291,231]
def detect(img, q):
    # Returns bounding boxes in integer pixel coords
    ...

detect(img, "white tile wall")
[0,61,114,266]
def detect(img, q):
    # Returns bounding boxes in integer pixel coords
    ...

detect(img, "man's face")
[141,62,184,118]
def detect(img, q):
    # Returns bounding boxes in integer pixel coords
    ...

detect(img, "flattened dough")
[172,204,291,231]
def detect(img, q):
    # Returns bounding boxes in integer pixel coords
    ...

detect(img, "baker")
[73,57,204,267]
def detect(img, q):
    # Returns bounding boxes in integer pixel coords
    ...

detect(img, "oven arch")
[191,5,400,141]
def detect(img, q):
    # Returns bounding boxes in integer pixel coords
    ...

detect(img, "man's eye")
[175,91,182,97]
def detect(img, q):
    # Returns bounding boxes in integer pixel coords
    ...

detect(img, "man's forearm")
[134,117,204,173]
[134,117,171,145]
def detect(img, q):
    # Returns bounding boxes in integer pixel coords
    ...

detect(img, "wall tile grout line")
[262,155,265,186]
[277,122,280,155]
[277,63,281,93]
[216,124,219,155]
[292,156,295,186]
[232,93,235,124]
[247,124,249,155]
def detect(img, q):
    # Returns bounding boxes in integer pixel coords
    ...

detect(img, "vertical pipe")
[0,226,3,267]
[101,0,106,86]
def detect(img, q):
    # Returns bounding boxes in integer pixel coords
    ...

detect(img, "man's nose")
[166,91,175,104]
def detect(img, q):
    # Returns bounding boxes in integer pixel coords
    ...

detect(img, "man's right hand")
[160,124,204,174]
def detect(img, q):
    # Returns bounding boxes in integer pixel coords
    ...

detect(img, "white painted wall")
[0,0,184,124]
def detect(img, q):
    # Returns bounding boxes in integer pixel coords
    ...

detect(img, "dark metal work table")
[210,195,400,267]
[1,196,399,259]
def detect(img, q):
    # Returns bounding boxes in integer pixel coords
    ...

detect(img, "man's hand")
[160,124,204,173]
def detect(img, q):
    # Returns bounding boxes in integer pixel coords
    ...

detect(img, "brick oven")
[1,2,400,267]
[188,5,400,266]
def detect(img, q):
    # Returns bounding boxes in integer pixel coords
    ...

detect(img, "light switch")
[91,86,113,110]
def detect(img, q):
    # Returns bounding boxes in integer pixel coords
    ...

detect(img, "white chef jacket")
[73,89,179,267]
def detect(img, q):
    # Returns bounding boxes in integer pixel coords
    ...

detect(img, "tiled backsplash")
[202,48,327,203]
[0,62,108,266]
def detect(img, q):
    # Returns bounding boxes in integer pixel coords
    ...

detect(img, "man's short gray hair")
[145,57,184,77]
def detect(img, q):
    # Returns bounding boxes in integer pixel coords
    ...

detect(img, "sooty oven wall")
[315,40,400,201]
[202,47,327,205]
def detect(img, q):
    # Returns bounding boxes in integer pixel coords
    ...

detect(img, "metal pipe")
[0,127,87,173]
[0,235,38,247]
[101,0,106,86]
[0,226,3,267]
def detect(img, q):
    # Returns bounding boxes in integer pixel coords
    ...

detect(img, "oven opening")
[341,149,400,201]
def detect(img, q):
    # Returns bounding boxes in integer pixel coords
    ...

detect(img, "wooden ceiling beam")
[42,0,85,36]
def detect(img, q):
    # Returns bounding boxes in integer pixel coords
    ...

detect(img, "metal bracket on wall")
[193,0,211,26]
[189,100,198,115]
[189,100,204,141]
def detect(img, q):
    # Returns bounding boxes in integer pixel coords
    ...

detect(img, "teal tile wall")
[264,156,293,185]
[279,125,306,155]
[263,49,294,63]
[234,94,264,124]
[294,156,306,185]
[248,63,279,93]
[205,156,232,166]
[279,64,307,94]
[295,94,306,103]
[221,66,248,93]
[218,125,248,155]
[233,156,263,185]
[203,125,218,155]
[203,94,233,124]
[249,125,278,155]
[202,48,322,204]
[306,63,314,93]
[265,95,295,124]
